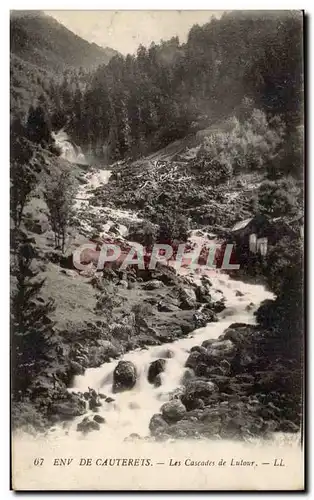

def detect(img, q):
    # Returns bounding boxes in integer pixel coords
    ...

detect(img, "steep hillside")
[10,11,118,117]
[10,11,117,72]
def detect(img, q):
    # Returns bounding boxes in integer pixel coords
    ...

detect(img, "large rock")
[207,340,236,360]
[158,300,180,312]
[185,347,212,371]
[50,393,86,419]
[161,400,186,423]
[179,287,197,310]
[182,379,217,410]
[195,285,211,303]
[149,413,169,435]
[77,416,100,433]
[148,359,166,386]
[69,361,85,376]
[185,351,202,370]
[113,361,137,393]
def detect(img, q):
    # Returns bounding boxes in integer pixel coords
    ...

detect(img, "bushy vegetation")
[194,109,286,185]
[252,178,302,218]
[256,235,303,359]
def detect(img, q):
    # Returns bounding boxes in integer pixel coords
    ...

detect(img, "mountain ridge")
[10,10,118,72]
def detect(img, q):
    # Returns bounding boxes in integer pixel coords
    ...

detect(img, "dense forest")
[15,12,302,164]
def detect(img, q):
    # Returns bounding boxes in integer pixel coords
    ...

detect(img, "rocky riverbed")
[12,145,301,446]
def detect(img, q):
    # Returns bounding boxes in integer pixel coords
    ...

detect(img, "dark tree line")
[12,11,303,174]
[41,11,302,166]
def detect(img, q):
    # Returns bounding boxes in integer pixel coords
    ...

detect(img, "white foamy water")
[12,144,303,490]
[13,274,303,491]
[58,271,273,442]
[52,130,87,165]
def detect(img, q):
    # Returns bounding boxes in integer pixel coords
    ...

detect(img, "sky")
[45,11,223,54]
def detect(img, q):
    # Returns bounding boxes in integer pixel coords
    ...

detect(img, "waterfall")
[52,130,87,164]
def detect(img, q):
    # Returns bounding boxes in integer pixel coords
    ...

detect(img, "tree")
[157,212,190,244]
[43,169,76,252]
[26,104,52,145]
[11,240,55,394]
[255,178,301,218]
[10,129,36,229]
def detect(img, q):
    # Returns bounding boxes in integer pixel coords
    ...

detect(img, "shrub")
[194,108,285,185]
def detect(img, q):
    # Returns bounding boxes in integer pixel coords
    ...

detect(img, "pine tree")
[11,240,55,394]
[26,103,52,144]
[43,169,76,252]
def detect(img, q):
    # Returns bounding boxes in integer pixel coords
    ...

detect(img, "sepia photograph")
[10,9,304,491]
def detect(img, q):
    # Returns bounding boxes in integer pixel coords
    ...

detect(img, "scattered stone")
[105,397,115,403]
[93,414,106,424]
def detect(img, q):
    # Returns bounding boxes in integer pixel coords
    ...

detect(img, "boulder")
[185,379,217,399]
[93,414,106,424]
[113,361,137,393]
[211,300,226,313]
[148,359,166,386]
[201,339,216,349]
[69,361,85,376]
[118,280,128,289]
[158,300,180,312]
[179,287,197,310]
[98,340,121,359]
[194,310,218,328]
[207,340,236,360]
[185,351,202,371]
[181,369,194,384]
[77,416,100,433]
[195,285,211,303]
[149,413,169,435]
[89,395,102,411]
[50,394,86,419]
[190,345,207,355]
[142,280,164,290]
[24,216,50,235]
[195,363,210,377]
[161,400,186,423]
